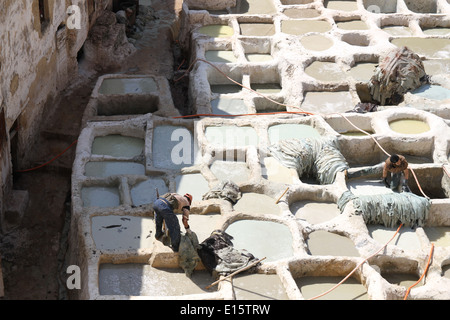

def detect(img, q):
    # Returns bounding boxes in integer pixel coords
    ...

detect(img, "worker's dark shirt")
[384,155,408,174]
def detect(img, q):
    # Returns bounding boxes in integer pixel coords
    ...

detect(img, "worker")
[153,193,192,252]
[382,154,410,192]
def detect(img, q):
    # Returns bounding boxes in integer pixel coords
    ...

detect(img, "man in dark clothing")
[382,154,410,192]
[153,193,192,252]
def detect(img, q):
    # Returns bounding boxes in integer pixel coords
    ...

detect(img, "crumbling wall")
[83,10,136,71]
[0,0,113,230]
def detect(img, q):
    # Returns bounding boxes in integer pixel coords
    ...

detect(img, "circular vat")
[301,34,334,51]
[233,192,281,215]
[348,62,377,82]
[225,219,294,262]
[325,0,359,11]
[283,8,321,19]
[341,33,371,47]
[390,38,450,59]
[306,230,360,257]
[336,20,369,31]
[388,119,430,134]
[304,60,347,82]
[281,20,332,35]
[290,200,341,224]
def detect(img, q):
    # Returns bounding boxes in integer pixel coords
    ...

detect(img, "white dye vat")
[391,38,450,59]
[197,25,234,38]
[305,61,347,82]
[301,34,334,51]
[245,53,273,63]
[411,84,450,101]
[92,135,145,158]
[210,160,251,184]
[225,220,293,262]
[283,8,320,18]
[153,125,197,170]
[290,201,341,224]
[268,123,321,144]
[233,273,289,300]
[281,20,332,35]
[85,161,145,177]
[99,264,215,296]
[325,0,358,11]
[296,276,368,300]
[233,193,281,216]
[423,59,450,76]
[349,62,377,82]
[262,157,298,184]
[205,126,259,147]
[230,0,277,14]
[381,26,413,36]
[130,177,168,206]
[81,186,120,208]
[307,230,360,257]
[423,227,450,247]
[211,98,248,115]
[367,225,421,252]
[302,91,354,114]
[98,78,157,95]
[337,20,369,30]
[240,23,275,36]
[422,27,450,36]
[205,50,237,63]
[347,179,394,196]
[92,215,155,250]
[175,173,210,202]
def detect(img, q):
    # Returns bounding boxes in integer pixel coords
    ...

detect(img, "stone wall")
[0,0,112,232]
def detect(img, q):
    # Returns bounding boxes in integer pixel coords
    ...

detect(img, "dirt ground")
[0,0,185,300]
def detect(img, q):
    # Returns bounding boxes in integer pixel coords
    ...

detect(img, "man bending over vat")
[382,154,410,192]
[153,193,193,252]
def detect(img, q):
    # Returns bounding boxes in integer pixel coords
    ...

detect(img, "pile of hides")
[268,137,349,185]
[197,230,260,276]
[178,230,201,277]
[202,180,242,204]
[338,190,431,228]
[368,46,429,105]
[347,102,378,113]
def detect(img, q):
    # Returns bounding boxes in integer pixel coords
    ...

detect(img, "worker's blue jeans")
[389,172,403,191]
[153,198,181,252]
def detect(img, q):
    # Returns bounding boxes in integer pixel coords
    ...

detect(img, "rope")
[15,140,78,173]
[308,223,404,300]
[403,243,434,300]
